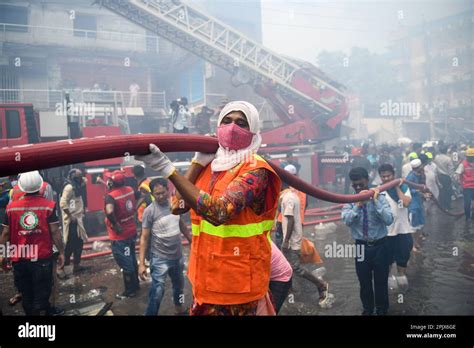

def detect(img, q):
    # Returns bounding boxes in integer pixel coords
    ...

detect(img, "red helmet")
[110,170,125,185]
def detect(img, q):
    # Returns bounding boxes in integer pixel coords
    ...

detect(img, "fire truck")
[97,0,350,187]
[0,97,136,234]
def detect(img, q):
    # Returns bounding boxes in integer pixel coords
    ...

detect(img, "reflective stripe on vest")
[191,219,274,238]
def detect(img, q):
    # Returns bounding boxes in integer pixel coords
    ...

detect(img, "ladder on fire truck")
[98,0,347,127]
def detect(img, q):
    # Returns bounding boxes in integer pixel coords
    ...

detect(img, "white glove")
[192,152,215,167]
[135,144,175,178]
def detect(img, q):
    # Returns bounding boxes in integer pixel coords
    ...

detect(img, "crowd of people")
[341,139,473,315]
[0,100,472,316]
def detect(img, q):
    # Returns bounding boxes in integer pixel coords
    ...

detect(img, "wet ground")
[1,195,473,316]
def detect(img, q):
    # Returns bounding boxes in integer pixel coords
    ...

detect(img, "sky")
[260,0,472,63]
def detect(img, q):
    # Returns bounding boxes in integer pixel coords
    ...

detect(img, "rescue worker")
[9,173,53,201]
[0,171,65,315]
[137,101,281,315]
[455,147,474,220]
[280,180,329,306]
[104,170,139,299]
[274,164,306,249]
[7,173,56,309]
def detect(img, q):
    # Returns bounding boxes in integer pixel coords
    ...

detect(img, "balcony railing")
[0,89,167,112]
[0,23,161,53]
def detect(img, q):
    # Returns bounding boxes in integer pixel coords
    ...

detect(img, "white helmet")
[18,171,44,193]
[284,164,297,175]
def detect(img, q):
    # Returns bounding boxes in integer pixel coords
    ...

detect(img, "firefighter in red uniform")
[0,171,65,315]
[104,170,139,299]
[9,175,53,201]
[456,148,474,220]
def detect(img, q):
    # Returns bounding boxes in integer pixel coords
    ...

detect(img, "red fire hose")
[303,216,342,226]
[403,181,464,217]
[305,210,342,217]
[305,204,344,214]
[0,134,464,212]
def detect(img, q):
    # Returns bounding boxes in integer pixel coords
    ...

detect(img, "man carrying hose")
[342,167,393,316]
[136,101,281,316]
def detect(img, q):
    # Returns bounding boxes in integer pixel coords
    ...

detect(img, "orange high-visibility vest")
[189,154,281,305]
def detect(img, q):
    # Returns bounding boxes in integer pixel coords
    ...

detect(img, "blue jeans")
[145,256,185,316]
[111,236,137,273]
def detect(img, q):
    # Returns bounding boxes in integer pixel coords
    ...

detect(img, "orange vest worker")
[188,154,281,305]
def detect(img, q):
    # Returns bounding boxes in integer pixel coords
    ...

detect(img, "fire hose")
[0,134,464,212]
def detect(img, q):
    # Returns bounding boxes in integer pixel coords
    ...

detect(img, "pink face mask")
[217,122,255,150]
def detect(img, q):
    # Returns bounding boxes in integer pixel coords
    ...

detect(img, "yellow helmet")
[425,152,433,159]
[408,152,418,160]
[467,148,474,157]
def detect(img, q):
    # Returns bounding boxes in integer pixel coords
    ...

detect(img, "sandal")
[8,293,22,306]
[318,282,329,305]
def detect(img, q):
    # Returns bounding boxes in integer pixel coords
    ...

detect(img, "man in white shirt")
[378,164,413,277]
[280,184,329,306]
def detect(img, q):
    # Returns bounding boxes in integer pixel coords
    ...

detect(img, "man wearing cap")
[104,170,139,299]
[0,171,65,315]
[402,152,419,178]
[455,148,474,220]
[279,171,329,307]
[274,164,307,249]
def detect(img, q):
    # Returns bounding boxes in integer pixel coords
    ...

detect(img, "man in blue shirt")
[405,158,428,252]
[342,167,393,315]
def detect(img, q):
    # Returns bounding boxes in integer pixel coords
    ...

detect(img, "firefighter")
[0,171,65,315]
[9,173,53,202]
[104,170,139,299]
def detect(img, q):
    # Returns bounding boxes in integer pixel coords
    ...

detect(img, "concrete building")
[388,9,473,142]
[0,0,270,135]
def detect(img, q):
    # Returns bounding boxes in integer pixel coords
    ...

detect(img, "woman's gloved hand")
[136,144,176,178]
[192,152,215,167]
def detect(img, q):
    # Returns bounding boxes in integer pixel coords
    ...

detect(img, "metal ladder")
[98,0,345,117]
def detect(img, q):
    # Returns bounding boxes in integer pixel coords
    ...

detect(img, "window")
[73,14,97,38]
[0,5,28,32]
[6,110,21,138]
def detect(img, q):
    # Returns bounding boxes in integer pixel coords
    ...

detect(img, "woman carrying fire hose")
[136,101,281,316]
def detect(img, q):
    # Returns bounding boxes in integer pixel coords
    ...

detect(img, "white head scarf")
[211,101,262,172]
[410,158,422,169]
